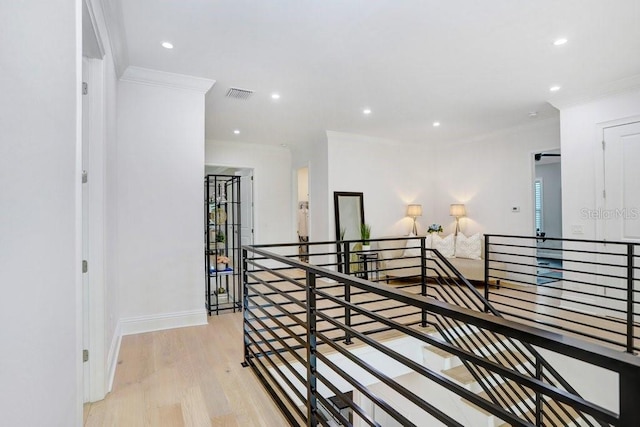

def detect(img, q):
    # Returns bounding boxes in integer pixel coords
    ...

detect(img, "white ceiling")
[114,0,640,149]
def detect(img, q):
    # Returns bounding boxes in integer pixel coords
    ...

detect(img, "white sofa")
[376,235,504,285]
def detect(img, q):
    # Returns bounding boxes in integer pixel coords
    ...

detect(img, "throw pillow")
[455,232,482,260]
[432,233,455,258]
[403,233,421,257]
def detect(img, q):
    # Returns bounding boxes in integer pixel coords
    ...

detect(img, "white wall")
[0,0,82,425]
[558,89,640,240]
[116,69,213,331]
[326,131,434,240]
[205,140,293,244]
[433,119,561,237]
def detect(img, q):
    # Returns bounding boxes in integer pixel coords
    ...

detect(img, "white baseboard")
[119,309,208,336]
[106,321,122,393]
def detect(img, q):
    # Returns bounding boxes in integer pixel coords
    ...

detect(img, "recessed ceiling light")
[363,108,372,115]
[529,111,538,118]
[553,38,568,46]
[161,42,174,49]
[549,85,561,92]
[233,129,240,134]
[271,93,280,100]
[433,121,441,127]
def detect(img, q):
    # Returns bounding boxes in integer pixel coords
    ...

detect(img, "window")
[534,178,543,232]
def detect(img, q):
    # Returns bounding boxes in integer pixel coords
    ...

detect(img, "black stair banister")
[427,247,603,427]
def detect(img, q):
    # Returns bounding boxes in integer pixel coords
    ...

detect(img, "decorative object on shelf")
[406,204,423,235]
[216,255,229,271]
[449,203,466,236]
[217,287,226,294]
[216,183,227,204]
[216,230,225,243]
[360,223,372,251]
[209,207,227,224]
[427,223,443,234]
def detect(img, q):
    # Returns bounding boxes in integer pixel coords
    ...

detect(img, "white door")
[600,121,640,319]
[603,122,640,242]
[240,171,254,247]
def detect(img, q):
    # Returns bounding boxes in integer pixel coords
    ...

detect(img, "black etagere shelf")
[205,174,241,315]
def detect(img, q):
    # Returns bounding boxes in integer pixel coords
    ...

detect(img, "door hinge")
[603,190,606,199]
[82,82,88,95]
[82,170,88,184]
[602,140,605,150]
[83,349,89,362]
[82,260,88,273]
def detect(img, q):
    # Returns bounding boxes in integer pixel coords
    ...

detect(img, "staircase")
[422,328,581,427]
[413,251,602,427]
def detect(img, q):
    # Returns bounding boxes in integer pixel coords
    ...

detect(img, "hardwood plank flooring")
[84,313,287,427]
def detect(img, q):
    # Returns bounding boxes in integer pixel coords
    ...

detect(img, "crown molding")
[548,74,640,110]
[120,66,216,94]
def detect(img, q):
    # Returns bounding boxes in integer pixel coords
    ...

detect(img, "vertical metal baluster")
[306,271,318,426]
[344,243,352,344]
[484,235,490,313]
[420,236,428,327]
[627,243,634,353]
[535,355,542,426]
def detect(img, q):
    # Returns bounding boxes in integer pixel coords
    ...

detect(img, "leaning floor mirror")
[334,191,365,272]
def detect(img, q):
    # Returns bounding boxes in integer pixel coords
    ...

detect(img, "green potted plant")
[360,223,372,252]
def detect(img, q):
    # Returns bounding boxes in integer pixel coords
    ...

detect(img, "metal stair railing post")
[627,243,634,354]
[305,270,318,426]
[619,363,640,427]
[344,242,352,345]
[242,248,250,365]
[420,236,428,327]
[535,355,542,426]
[484,234,490,313]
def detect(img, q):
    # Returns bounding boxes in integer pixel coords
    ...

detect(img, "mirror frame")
[334,192,365,271]
[334,191,365,242]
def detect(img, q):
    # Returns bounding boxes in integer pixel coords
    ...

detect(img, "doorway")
[533,149,563,283]
[597,121,640,318]
[297,167,309,261]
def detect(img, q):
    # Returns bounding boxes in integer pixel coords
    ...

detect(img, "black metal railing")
[484,234,640,354]
[242,239,640,426]
[375,236,604,427]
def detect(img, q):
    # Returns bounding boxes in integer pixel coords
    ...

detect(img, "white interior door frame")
[595,117,640,242]
[81,0,108,401]
[594,117,640,317]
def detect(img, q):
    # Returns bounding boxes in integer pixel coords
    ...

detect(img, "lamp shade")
[407,204,423,218]
[449,203,466,217]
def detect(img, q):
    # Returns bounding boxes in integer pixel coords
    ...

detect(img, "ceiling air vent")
[225,87,254,100]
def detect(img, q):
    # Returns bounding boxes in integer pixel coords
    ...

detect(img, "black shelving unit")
[205,174,241,315]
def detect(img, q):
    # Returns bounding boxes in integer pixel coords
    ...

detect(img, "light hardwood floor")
[83,313,287,427]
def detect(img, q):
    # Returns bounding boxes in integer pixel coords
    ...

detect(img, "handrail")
[243,242,640,426]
